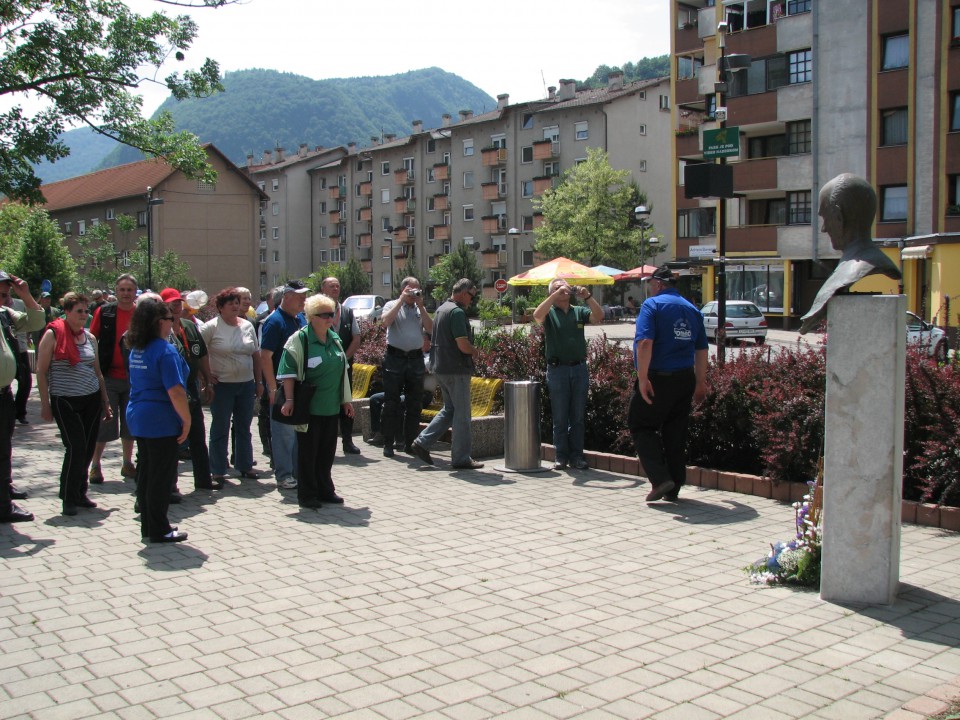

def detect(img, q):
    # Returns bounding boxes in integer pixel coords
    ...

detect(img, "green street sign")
[703,126,740,159]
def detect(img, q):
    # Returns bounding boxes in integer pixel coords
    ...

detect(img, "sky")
[129,0,672,117]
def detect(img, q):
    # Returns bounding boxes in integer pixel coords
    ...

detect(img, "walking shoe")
[342,442,361,455]
[663,491,680,502]
[10,485,27,500]
[89,465,104,484]
[571,458,590,470]
[121,462,138,480]
[645,481,676,503]
[451,460,484,470]
[552,460,568,471]
[369,432,385,446]
[410,441,433,466]
[0,503,34,523]
[278,477,298,489]
[76,497,98,508]
[383,446,395,458]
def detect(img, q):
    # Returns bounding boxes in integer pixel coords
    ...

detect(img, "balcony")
[329,210,340,224]
[533,139,559,160]
[482,215,506,233]
[329,185,343,200]
[725,224,778,254]
[394,168,414,185]
[481,182,500,201]
[361,259,372,273]
[533,176,554,195]
[727,91,778,127]
[675,22,700,54]
[482,147,508,166]
[393,226,408,242]
[676,130,701,158]
[358,207,372,222]
[358,233,372,247]
[675,76,701,107]
[359,181,372,196]
[329,236,342,249]
[432,225,451,241]
[394,198,415,213]
[732,157,777,192]
[433,194,449,211]
[433,163,449,181]
[481,251,506,269]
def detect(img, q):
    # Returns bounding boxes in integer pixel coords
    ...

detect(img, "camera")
[410,289,421,296]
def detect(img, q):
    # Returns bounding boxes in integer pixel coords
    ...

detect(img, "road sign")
[494,278,508,293]
[702,126,740,159]
[689,245,717,258]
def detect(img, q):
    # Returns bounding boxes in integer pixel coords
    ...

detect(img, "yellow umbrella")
[507,257,614,286]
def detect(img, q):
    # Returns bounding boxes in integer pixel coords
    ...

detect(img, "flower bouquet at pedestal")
[746,466,823,588]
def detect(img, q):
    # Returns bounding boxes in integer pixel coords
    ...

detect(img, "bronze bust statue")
[799,174,902,334]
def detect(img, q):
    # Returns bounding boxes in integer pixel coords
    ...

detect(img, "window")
[318,250,328,263]
[787,120,811,154]
[787,0,811,14]
[463,139,474,156]
[788,50,812,84]
[197,180,215,192]
[77,220,86,236]
[463,171,474,189]
[521,146,533,163]
[272,227,279,239]
[428,226,436,241]
[260,228,266,240]
[64,221,72,234]
[137,211,147,227]
[882,34,909,70]
[521,250,534,267]
[320,226,326,238]
[677,208,716,238]
[329,248,342,263]
[638,160,647,172]
[748,134,787,159]
[659,94,670,111]
[951,93,960,131]
[272,202,279,216]
[881,186,908,221]
[463,205,474,221]
[948,174,960,212]
[427,197,436,211]
[521,215,534,231]
[272,251,280,262]
[787,191,812,224]
[427,138,436,153]
[382,272,391,287]
[521,180,533,198]
[954,7,960,41]
[442,240,452,254]
[544,161,560,177]
[639,124,646,136]
[381,161,390,175]
[522,113,534,129]
[381,244,391,259]
[881,108,908,146]
[272,179,279,191]
[319,201,327,214]
[543,126,560,142]
[106,208,115,220]
[491,134,506,149]
[677,56,701,80]
[382,217,391,231]
[426,167,436,183]
[381,189,390,204]
[574,121,588,140]
[748,198,786,225]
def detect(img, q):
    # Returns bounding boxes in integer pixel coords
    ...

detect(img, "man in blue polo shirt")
[260,280,307,490]
[630,265,708,502]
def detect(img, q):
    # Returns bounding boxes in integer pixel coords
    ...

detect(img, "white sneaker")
[279,477,298,489]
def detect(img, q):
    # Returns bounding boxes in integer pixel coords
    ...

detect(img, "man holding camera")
[533,278,603,471]
[380,278,432,457]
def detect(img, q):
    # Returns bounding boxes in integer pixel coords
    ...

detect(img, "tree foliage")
[533,147,654,269]
[578,56,671,89]
[0,205,77,299]
[428,243,483,305]
[307,258,371,298]
[0,0,229,203]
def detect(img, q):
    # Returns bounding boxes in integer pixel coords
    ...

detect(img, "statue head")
[818,173,877,252]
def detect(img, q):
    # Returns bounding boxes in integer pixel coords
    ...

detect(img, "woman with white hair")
[277,294,353,509]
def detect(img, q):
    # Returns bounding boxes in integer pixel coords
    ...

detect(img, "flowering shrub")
[746,476,822,587]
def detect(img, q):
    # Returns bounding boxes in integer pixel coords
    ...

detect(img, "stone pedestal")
[820,295,905,605]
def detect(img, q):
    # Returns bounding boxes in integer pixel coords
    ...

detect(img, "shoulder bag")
[271,330,315,425]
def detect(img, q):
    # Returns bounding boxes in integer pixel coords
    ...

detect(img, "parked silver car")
[700,300,768,345]
[343,294,386,322]
[906,311,948,361]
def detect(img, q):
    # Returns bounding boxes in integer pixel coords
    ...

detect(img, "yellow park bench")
[421,377,504,420]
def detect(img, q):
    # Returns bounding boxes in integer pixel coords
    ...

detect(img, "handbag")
[271,329,315,425]
[271,381,315,425]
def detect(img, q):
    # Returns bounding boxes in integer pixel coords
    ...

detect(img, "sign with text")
[494,278,508,293]
[689,245,717,258]
[702,126,740,159]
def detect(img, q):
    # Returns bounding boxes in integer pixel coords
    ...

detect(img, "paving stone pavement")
[2,392,960,719]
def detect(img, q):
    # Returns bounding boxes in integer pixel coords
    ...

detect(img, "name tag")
[307,356,323,368]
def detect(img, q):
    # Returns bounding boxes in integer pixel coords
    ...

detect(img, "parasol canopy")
[591,264,626,277]
[613,264,659,281]
[508,257,615,286]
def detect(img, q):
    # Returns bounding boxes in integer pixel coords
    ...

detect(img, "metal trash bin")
[503,381,545,472]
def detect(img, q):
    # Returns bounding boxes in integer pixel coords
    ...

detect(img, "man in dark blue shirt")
[630,266,708,502]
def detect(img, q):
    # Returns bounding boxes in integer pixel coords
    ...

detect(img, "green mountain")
[35,67,497,183]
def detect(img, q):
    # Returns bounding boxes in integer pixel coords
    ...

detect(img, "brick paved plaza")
[2,394,960,719]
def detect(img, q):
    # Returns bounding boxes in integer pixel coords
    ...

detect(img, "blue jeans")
[546,363,589,463]
[269,417,298,482]
[417,373,472,466]
[209,380,255,475]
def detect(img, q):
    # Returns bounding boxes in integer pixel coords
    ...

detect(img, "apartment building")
[672,0,960,329]
[42,145,267,293]
[305,75,673,299]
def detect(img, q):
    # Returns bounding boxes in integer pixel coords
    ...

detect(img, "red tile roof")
[40,158,177,211]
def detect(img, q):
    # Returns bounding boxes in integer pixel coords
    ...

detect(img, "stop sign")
[494,279,508,293]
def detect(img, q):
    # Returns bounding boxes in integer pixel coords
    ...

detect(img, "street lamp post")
[145,186,164,291]
[507,227,534,323]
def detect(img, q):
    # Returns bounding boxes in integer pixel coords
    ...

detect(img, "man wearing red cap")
[160,288,219,491]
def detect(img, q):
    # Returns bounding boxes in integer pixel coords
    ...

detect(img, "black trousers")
[0,387,14,514]
[628,369,696,490]
[297,414,338,505]
[136,435,179,540]
[15,351,31,420]
[50,392,102,504]
[186,397,211,487]
[380,352,424,447]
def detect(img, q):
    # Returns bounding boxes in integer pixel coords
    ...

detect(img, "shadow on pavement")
[0,526,55,557]
[137,543,209,570]
[571,472,643,490]
[646,497,760,524]
[288,505,372,527]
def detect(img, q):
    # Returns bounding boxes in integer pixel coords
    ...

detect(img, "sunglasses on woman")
[313,312,335,319]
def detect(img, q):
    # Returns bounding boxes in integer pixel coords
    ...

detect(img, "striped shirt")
[48,332,100,397]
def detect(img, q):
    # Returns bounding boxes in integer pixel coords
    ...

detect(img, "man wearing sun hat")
[160,288,218,491]
[630,265,708,503]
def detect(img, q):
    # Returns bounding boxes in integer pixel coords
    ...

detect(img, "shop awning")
[901,245,932,260]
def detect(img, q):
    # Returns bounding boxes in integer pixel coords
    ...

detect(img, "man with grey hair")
[410,278,482,469]
[380,277,432,457]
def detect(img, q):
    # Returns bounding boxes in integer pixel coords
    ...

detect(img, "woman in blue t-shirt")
[126,298,191,543]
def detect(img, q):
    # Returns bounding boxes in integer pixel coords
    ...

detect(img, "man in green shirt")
[0,272,45,522]
[533,278,603,471]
